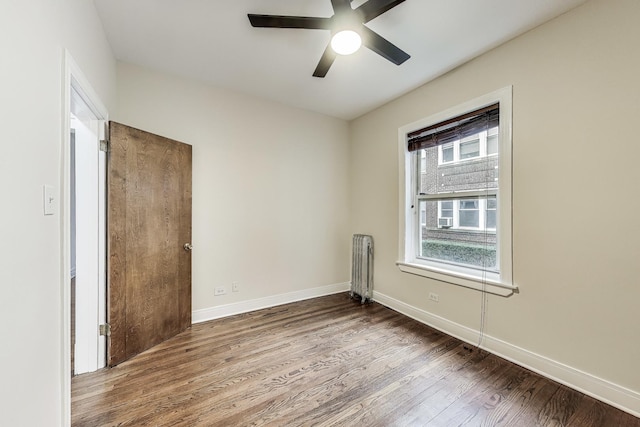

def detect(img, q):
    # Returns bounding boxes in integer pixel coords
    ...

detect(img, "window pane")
[440,200,453,218]
[486,210,496,229]
[419,143,498,195]
[459,200,479,228]
[486,197,497,229]
[487,134,498,155]
[418,146,438,195]
[439,200,453,226]
[442,144,453,163]
[460,139,480,159]
[459,210,479,227]
[419,199,496,270]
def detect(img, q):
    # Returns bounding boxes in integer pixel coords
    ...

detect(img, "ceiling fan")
[248,0,410,78]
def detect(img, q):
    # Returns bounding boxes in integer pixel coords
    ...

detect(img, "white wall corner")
[372,290,640,418]
[192,282,350,324]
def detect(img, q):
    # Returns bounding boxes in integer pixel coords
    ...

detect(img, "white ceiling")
[94,0,588,120]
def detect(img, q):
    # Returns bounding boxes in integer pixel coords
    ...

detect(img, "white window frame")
[397,87,516,296]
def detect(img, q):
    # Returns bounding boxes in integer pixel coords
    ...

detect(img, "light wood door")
[107,121,192,366]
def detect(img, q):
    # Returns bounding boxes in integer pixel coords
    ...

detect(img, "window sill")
[396,261,518,297]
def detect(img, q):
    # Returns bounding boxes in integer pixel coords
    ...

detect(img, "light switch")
[43,185,56,215]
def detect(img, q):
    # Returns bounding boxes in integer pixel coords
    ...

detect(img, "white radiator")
[351,234,373,303]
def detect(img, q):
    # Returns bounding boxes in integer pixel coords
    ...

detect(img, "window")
[438,128,498,165]
[458,200,480,227]
[460,139,480,160]
[441,144,454,163]
[434,196,497,231]
[486,198,497,229]
[397,87,515,296]
[439,200,453,221]
[487,128,499,155]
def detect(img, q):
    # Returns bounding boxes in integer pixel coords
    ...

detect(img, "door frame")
[71,83,107,375]
[61,49,109,425]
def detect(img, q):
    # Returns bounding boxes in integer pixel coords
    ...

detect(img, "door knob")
[183,243,193,252]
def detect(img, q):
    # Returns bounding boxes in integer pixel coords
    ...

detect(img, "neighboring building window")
[460,138,480,160]
[439,201,453,220]
[434,198,496,231]
[438,127,498,165]
[398,87,514,295]
[487,129,498,155]
[486,198,497,229]
[440,143,454,163]
[458,200,480,228]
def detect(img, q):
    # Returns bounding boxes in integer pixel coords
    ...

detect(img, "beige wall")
[0,0,116,425]
[349,0,640,406]
[115,63,350,312]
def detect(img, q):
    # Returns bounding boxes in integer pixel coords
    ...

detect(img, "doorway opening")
[62,50,110,426]
[70,86,106,375]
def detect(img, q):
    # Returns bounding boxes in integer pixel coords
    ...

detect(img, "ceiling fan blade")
[361,26,410,65]
[330,0,352,14]
[248,14,331,29]
[313,45,337,78]
[356,0,406,23]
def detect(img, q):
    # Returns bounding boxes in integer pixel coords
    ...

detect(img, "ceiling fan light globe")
[331,30,362,55]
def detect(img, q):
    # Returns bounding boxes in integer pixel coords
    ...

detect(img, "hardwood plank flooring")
[71,293,640,426]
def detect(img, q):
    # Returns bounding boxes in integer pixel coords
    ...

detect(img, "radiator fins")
[351,234,373,304]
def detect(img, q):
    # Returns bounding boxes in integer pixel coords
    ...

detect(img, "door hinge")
[99,139,109,152]
[99,323,111,336]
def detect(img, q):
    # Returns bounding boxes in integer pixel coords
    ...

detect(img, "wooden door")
[107,122,192,366]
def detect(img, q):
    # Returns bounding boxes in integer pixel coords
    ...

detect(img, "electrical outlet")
[429,292,439,302]
[214,286,227,296]
[232,282,239,292]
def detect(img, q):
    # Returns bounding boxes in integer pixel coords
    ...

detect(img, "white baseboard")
[192,282,350,324]
[373,290,640,418]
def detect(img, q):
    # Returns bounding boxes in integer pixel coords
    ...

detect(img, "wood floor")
[72,293,640,426]
[71,276,75,375]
